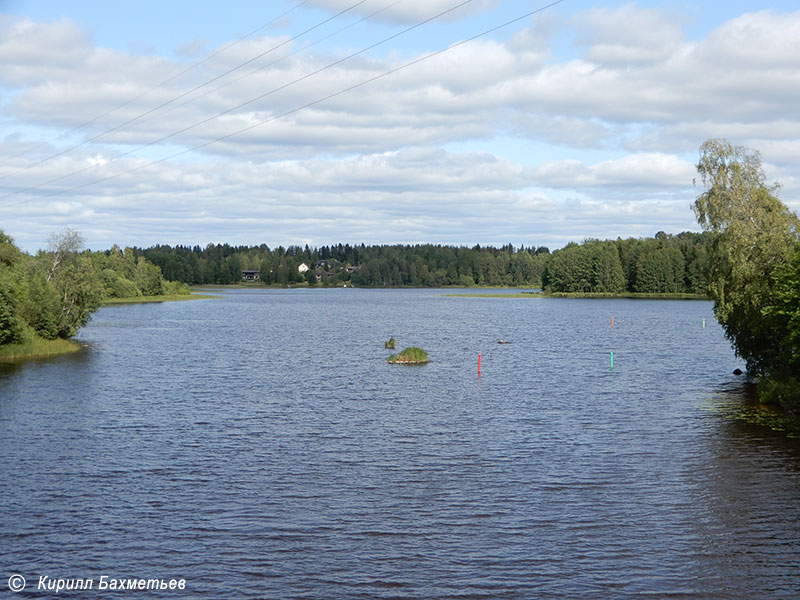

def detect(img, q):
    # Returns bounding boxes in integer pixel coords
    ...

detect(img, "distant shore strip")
[443,291,709,299]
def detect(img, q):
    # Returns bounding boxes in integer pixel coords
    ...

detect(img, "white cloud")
[1,4,799,252]
[699,10,800,69]
[304,0,501,24]
[573,3,685,65]
[7,8,800,158]
[0,17,92,87]
[531,153,695,191]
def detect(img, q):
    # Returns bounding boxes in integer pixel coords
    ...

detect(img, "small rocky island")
[388,347,428,365]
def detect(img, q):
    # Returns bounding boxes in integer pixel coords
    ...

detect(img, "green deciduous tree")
[635,247,684,293]
[51,255,103,338]
[592,242,625,293]
[46,227,84,281]
[543,243,592,292]
[40,228,104,338]
[135,257,164,296]
[0,232,27,344]
[21,265,61,340]
[0,275,26,345]
[760,247,800,411]
[693,139,800,378]
[543,241,624,293]
[765,249,800,372]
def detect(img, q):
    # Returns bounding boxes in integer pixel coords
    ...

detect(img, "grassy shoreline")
[0,337,82,363]
[102,292,218,304]
[192,283,543,290]
[1,292,217,363]
[444,291,709,299]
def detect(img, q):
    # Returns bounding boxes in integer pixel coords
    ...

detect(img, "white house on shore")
[298,262,310,274]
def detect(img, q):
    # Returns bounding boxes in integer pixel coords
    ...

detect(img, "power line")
[0,0,363,182]
[118,0,406,138]
[0,0,313,171]
[0,0,474,201]
[1,0,567,207]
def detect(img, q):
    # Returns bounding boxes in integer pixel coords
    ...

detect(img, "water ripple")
[1,290,799,599]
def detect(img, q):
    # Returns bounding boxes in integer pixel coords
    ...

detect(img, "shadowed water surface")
[1,289,799,598]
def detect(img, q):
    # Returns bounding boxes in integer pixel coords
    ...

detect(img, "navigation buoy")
[611,316,614,328]
[610,351,614,371]
[478,353,481,375]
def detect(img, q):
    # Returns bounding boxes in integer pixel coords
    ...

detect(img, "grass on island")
[388,347,428,365]
[0,336,82,363]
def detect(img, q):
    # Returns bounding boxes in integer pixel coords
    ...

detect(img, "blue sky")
[1,0,799,252]
[8,1,796,56]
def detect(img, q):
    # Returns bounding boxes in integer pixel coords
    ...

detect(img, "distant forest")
[137,231,715,294]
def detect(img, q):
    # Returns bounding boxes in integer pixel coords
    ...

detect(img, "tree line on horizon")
[2,138,798,418]
[136,233,715,294]
[0,228,715,351]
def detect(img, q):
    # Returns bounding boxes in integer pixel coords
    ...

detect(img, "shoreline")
[443,291,709,299]
[190,283,543,290]
[1,293,218,364]
[102,292,218,305]
[0,337,82,363]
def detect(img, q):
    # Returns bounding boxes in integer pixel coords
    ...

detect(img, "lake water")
[1,289,799,599]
